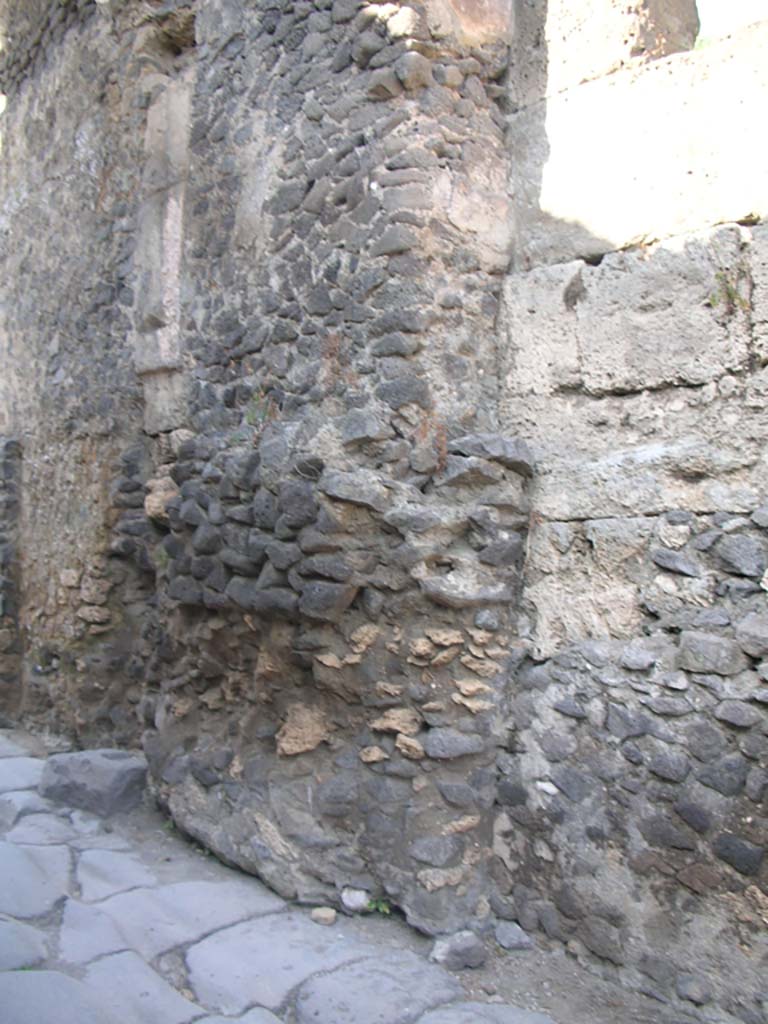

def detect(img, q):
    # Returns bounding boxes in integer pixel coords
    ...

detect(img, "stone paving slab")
[294,949,464,1024]
[6,810,80,845]
[0,970,125,1024]
[0,757,45,793]
[417,1004,558,1024]
[84,950,205,1024]
[0,841,70,917]
[96,879,286,959]
[0,735,28,757]
[0,789,52,829]
[77,848,158,902]
[197,1012,283,1024]
[0,917,48,970]
[186,910,378,1014]
[59,898,129,964]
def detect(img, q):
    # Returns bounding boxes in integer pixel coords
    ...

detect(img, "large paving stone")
[0,789,52,831]
[417,1004,557,1024]
[197,1013,282,1024]
[6,811,79,845]
[0,841,71,917]
[84,951,203,1024]
[187,910,376,1014]
[0,918,48,969]
[295,950,463,1024]
[0,756,45,793]
[97,879,285,959]
[77,849,157,902]
[59,898,128,964]
[40,749,148,816]
[0,970,125,1024]
[0,734,28,757]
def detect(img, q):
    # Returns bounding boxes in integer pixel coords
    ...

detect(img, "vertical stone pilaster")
[0,439,22,717]
[131,67,195,436]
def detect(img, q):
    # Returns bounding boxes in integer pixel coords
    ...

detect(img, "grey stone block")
[0,971,124,1024]
[423,728,485,759]
[40,749,148,816]
[295,949,463,1024]
[319,468,389,512]
[717,534,766,578]
[678,632,749,676]
[735,611,768,656]
[187,910,377,1014]
[495,921,534,950]
[714,700,762,728]
[430,930,486,969]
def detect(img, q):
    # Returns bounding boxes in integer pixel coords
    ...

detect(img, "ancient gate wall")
[0,2,767,1021]
[496,5,768,1019]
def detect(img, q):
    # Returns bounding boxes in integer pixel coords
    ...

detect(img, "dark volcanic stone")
[697,753,750,796]
[225,577,298,615]
[266,540,302,570]
[648,749,690,782]
[447,434,535,477]
[606,704,649,740]
[298,581,358,622]
[192,524,222,555]
[252,489,279,529]
[376,375,431,410]
[673,801,711,834]
[578,918,624,965]
[423,729,485,759]
[277,480,318,529]
[717,534,767,578]
[168,577,203,605]
[714,700,761,728]
[409,835,462,867]
[678,631,748,676]
[651,548,701,577]
[551,766,593,802]
[686,721,727,762]
[639,815,696,850]
[712,833,764,876]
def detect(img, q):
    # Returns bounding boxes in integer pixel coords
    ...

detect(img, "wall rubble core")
[0,1,767,1022]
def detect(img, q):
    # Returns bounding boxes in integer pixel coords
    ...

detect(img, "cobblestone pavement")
[0,729,561,1024]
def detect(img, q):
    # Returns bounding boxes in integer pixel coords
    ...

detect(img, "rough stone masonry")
[0,1,767,1022]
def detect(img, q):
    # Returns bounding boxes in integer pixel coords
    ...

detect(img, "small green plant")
[153,545,170,572]
[244,392,278,428]
[708,264,751,316]
[367,897,392,916]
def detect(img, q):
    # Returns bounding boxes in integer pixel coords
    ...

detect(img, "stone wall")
[1,1,767,1021]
